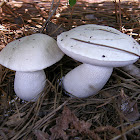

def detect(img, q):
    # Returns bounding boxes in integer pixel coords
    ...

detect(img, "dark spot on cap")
[19,40,20,41]
[61,39,63,41]
[102,55,105,58]
[90,36,92,38]
[66,35,68,37]
[71,46,73,47]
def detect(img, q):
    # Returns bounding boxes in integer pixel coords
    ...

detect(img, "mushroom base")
[63,64,113,98]
[14,70,46,101]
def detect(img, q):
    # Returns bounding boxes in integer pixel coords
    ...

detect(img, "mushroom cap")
[0,33,64,71]
[57,24,140,67]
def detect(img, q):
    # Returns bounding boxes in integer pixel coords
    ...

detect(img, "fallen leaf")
[50,106,101,140]
[45,22,66,38]
[5,112,25,127]
[117,89,140,121]
[34,130,49,140]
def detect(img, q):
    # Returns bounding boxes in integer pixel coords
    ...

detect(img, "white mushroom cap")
[57,24,140,67]
[0,33,64,71]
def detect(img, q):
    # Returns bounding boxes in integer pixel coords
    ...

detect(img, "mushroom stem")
[14,70,46,101]
[63,64,113,98]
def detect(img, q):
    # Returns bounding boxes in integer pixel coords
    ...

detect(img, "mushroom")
[57,24,140,98]
[122,64,140,78]
[0,33,64,101]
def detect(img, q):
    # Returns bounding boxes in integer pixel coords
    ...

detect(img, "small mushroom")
[0,33,64,101]
[57,24,140,98]
[122,64,140,78]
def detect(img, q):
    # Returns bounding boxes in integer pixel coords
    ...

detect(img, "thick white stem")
[63,63,113,98]
[14,70,46,101]
[122,64,140,78]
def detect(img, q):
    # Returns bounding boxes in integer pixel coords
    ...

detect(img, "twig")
[40,0,60,33]
[33,100,69,130]
[112,122,140,140]
[114,0,119,23]
[95,125,121,135]
[119,0,122,30]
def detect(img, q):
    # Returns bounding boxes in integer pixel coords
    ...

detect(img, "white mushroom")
[122,64,140,78]
[0,33,64,101]
[57,24,140,98]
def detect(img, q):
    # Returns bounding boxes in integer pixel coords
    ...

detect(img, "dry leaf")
[5,112,25,127]
[117,89,140,121]
[34,130,49,140]
[50,106,101,140]
[94,125,121,135]
[45,21,66,38]
[0,127,15,139]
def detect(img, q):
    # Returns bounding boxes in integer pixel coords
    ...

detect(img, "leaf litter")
[0,0,140,139]
[50,106,100,140]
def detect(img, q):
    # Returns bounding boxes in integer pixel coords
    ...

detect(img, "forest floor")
[0,0,140,139]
